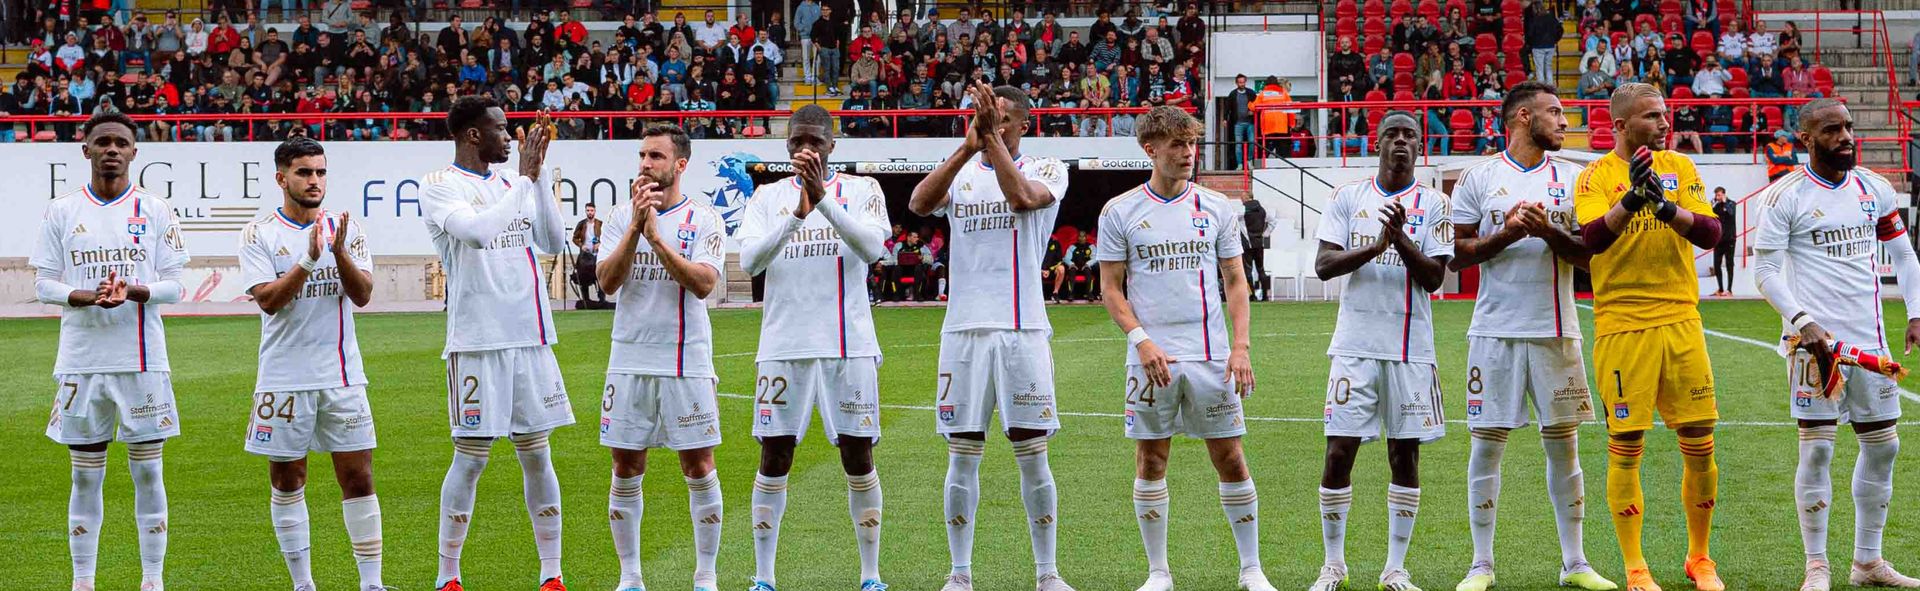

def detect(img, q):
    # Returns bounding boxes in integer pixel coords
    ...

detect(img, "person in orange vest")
[1248,76,1293,160]
[1765,129,1799,181]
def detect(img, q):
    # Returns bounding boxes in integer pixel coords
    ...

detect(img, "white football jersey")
[420,164,564,356]
[1450,153,1585,339]
[1095,181,1245,364]
[1753,166,1907,350]
[737,172,892,362]
[1316,180,1455,363]
[238,209,372,392]
[603,197,728,378]
[30,185,189,375]
[937,154,1071,332]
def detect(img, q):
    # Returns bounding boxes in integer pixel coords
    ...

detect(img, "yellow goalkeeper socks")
[1679,433,1719,559]
[1607,437,1647,569]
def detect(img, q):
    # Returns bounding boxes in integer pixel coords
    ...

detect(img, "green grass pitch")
[3,300,1919,591]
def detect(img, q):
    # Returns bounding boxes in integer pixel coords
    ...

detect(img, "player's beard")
[641,167,678,190]
[1817,144,1857,172]
[1531,119,1564,152]
[290,190,324,209]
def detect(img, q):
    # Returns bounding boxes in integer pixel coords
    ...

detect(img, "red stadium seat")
[1390,0,1413,22]
[1671,86,1694,99]
[1501,0,1523,15]
[1394,52,1415,72]
[1635,14,1656,31]
[1364,16,1389,38]
[1610,31,1628,49]
[1337,0,1359,20]
[32,129,56,142]
[1591,107,1611,128]
[1450,109,1477,151]
[1732,106,1750,136]
[1590,126,1615,150]
[1505,69,1528,89]
[1394,72,1415,92]
[1730,87,1750,98]
[1762,106,1783,129]
[1476,33,1497,50]
[1475,51,1497,71]
[1364,0,1387,18]
[392,128,410,140]
[1418,0,1441,21]
[1816,80,1835,96]
[1363,35,1387,55]
[1365,89,1389,102]
[1337,16,1358,39]
[1691,31,1715,55]
[569,0,591,7]
[349,0,368,8]
[1727,66,1748,89]
[1502,35,1525,54]
[744,125,768,137]
[1661,14,1683,35]
[1660,0,1683,16]
[1367,108,1387,129]
[458,0,482,6]
[1716,0,1737,21]
[1810,65,1833,88]
[1395,90,1416,101]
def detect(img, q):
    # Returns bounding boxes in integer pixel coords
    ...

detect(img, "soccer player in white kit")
[594,124,729,591]
[33,111,187,591]
[1446,82,1616,591]
[735,106,894,591]
[238,137,387,591]
[1095,106,1275,591]
[1752,99,1920,591]
[1310,112,1453,591]
[419,100,572,591]
[908,82,1076,591]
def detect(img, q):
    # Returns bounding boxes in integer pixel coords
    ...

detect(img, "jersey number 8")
[256,392,296,422]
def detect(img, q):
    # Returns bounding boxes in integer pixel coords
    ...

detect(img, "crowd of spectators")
[1,0,1220,142]
[1313,0,1829,158]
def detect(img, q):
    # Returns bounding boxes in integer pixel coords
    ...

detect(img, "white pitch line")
[1574,303,1920,405]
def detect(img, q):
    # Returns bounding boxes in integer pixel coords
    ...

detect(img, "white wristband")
[298,253,318,272]
[1127,327,1152,347]
[1790,312,1815,331]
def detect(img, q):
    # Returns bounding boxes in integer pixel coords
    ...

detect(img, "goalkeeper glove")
[1622,146,1657,211]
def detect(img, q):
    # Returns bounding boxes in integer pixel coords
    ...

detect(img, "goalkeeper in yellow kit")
[1572,83,1726,591]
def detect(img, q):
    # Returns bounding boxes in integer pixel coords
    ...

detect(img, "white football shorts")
[1463,336,1595,429]
[446,346,574,438]
[1323,355,1446,443]
[46,372,181,445]
[753,357,883,445]
[244,386,377,458]
[935,329,1060,434]
[1124,360,1248,440]
[1788,347,1904,423]
[600,372,723,451]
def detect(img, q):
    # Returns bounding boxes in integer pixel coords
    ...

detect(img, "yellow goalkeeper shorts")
[1594,318,1719,433]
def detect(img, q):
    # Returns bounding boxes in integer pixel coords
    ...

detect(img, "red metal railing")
[2,105,1184,142]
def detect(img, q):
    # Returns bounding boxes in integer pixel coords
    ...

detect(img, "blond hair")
[1608,82,1663,123]
[1136,106,1203,146]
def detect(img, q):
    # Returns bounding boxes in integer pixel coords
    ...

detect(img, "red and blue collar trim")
[790,170,840,187]
[1802,165,1851,190]
[657,195,693,216]
[1500,151,1545,173]
[84,184,134,206]
[977,154,1027,171]
[450,162,494,180]
[275,207,317,229]
[1146,181,1195,204]
[1374,179,1418,200]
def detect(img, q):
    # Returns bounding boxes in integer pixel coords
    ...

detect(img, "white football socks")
[1855,427,1899,564]
[1385,485,1421,573]
[68,449,106,588]
[511,432,564,582]
[1540,422,1589,570]
[269,486,313,588]
[1320,486,1352,567]
[687,472,724,582]
[1219,479,1262,571]
[751,473,789,585]
[437,438,491,586]
[609,473,645,586]
[127,442,167,585]
[341,494,384,591]
[944,437,985,577]
[1134,478,1171,574]
[1797,425,1837,562]
[1013,437,1060,579]
[1466,428,1509,566]
[847,470,883,582]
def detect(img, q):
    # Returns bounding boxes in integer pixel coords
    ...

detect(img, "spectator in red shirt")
[849,23,884,60]
[727,12,754,49]
[1443,58,1475,99]
[554,9,588,48]
[208,13,241,57]
[94,15,127,50]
